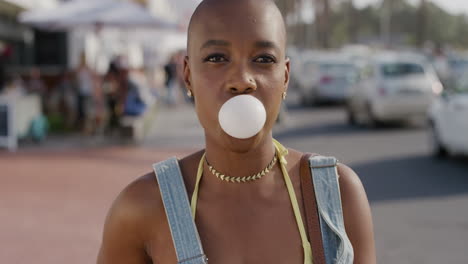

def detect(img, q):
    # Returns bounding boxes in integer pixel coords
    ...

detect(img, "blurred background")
[0,0,467,263]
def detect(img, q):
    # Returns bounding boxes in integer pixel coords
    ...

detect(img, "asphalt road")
[1,95,467,264]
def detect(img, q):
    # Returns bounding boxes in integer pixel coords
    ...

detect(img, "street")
[1,94,467,264]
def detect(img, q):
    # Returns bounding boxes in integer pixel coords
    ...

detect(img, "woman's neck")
[203,135,277,184]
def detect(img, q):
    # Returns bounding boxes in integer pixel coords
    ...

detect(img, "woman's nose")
[226,63,257,94]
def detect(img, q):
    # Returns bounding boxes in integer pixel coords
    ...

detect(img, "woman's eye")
[204,54,227,63]
[254,55,276,64]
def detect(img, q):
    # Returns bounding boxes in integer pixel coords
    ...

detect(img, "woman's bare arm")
[97,177,153,264]
[338,163,377,264]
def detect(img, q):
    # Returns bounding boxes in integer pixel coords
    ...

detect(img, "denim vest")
[153,155,353,264]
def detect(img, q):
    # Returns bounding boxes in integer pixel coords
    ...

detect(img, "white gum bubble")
[218,95,267,139]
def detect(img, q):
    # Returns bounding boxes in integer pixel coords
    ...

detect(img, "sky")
[355,0,468,15]
[296,0,468,24]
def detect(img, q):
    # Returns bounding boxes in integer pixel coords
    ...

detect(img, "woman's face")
[184,2,289,151]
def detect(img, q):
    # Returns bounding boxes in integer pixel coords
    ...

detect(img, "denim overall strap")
[153,157,208,264]
[309,156,354,264]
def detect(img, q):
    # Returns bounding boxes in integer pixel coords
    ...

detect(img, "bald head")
[187,0,287,57]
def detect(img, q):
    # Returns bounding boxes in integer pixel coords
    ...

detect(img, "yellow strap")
[191,140,312,264]
[273,140,313,264]
[191,152,205,218]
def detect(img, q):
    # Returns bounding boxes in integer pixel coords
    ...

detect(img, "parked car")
[347,52,443,127]
[446,54,468,87]
[287,46,303,92]
[429,75,468,157]
[297,52,357,105]
[448,55,468,80]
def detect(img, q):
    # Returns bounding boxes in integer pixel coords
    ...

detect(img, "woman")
[97,0,376,263]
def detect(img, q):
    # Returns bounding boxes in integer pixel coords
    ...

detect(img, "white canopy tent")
[19,0,180,73]
[4,0,57,10]
[19,0,107,29]
[19,0,176,30]
[148,0,200,29]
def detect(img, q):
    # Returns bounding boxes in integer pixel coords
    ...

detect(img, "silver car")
[347,53,443,127]
[297,52,357,105]
[429,75,468,157]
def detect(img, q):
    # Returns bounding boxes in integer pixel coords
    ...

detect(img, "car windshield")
[319,63,356,78]
[303,60,321,75]
[380,63,425,78]
[304,60,320,68]
[449,59,468,70]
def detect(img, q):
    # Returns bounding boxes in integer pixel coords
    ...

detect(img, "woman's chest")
[198,203,305,264]
[149,197,305,264]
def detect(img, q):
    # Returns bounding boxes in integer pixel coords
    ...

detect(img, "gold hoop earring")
[187,90,193,98]
[282,91,287,100]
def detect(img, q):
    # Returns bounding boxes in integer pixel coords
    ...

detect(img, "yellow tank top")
[190,139,313,264]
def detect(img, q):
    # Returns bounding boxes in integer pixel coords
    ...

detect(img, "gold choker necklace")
[205,154,278,183]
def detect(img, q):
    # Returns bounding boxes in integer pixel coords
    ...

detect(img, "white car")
[429,77,468,157]
[448,55,468,81]
[347,53,443,127]
[297,52,357,105]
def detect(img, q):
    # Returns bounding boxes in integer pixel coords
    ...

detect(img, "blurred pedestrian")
[55,70,78,130]
[102,57,122,133]
[93,74,107,136]
[119,66,147,117]
[26,67,47,112]
[130,68,156,108]
[164,54,178,105]
[76,54,98,134]
[27,68,46,95]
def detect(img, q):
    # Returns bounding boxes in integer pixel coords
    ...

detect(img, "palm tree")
[417,0,427,47]
[347,0,357,43]
[380,0,393,46]
[314,0,330,48]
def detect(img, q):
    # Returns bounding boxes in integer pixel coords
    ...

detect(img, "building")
[0,0,34,69]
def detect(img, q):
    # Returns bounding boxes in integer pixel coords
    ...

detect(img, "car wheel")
[365,103,379,128]
[429,121,447,158]
[300,93,310,107]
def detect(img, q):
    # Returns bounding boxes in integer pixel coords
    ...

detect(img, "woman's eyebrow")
[255,40,279,50]
[201,39,231,50]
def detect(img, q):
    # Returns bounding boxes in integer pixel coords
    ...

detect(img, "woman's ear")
[284,57,291,91]
[183,56,192,91]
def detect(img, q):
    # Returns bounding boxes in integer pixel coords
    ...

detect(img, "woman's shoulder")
[107,172,162,225]
[97,171,164,254]
[98,170,179,262]
[103,151,205,239]
[336,164,376,263]
[336,163,360,184]
[114,150,204,211]
[287,147,364,195]
[284,147,320,167]
[284,149,374,261]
